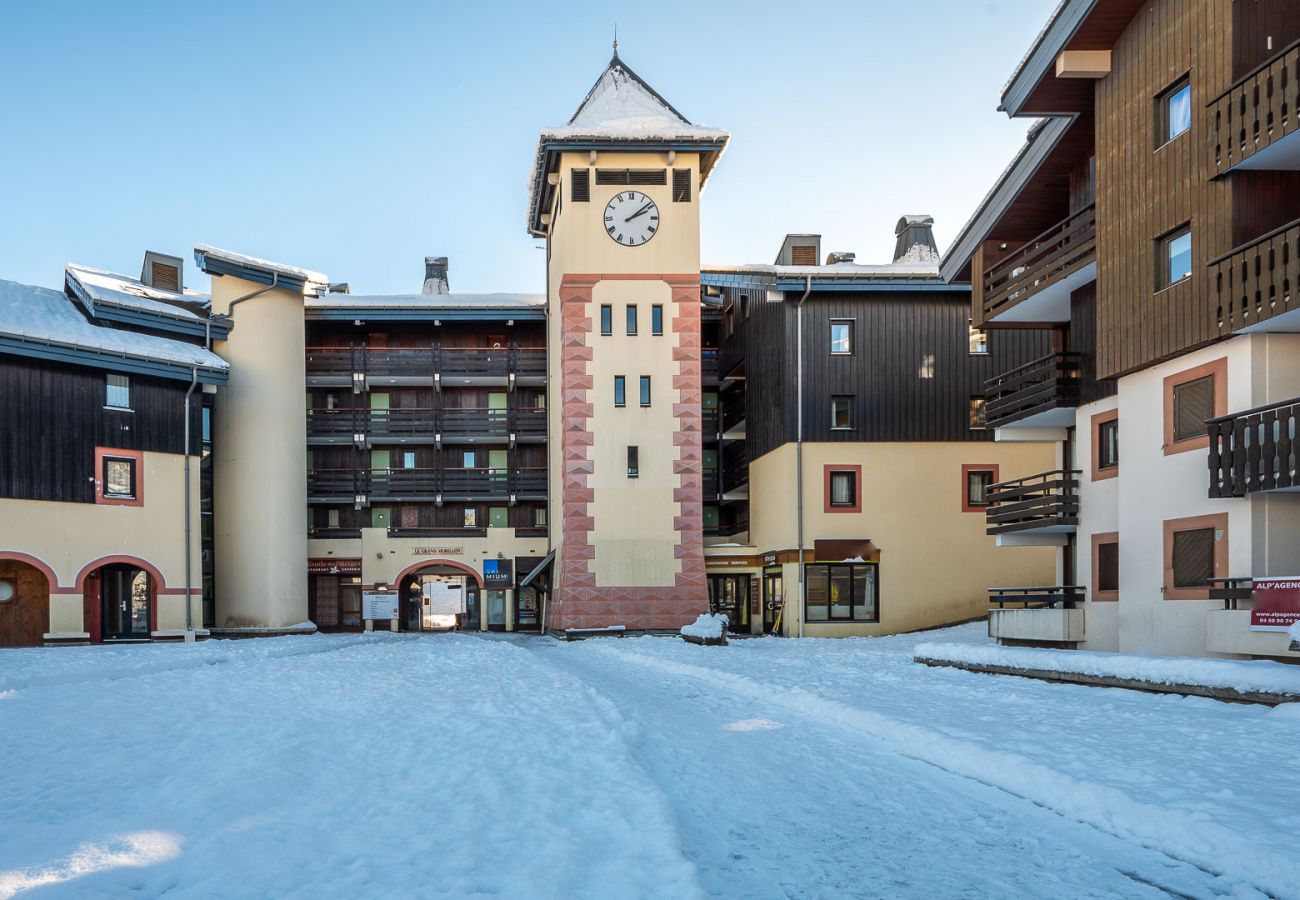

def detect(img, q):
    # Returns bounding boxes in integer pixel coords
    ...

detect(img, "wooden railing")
[982,205,1096,322]
[986,469,1080,535]
[984,352,1084,428]
[721,393,747,433]
[1209,216,1300,334]
[702,347,720,382]
[305,345,545,379]
[1208,577,1253,610]
[1207,396,1299,497]
[1208,39,1300,174]
[387,526,488,538]
[306,406,545,440]
[307,466,547,499]
[988,586,1084,609]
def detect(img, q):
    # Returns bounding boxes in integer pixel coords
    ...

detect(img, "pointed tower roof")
[527,50,728,236]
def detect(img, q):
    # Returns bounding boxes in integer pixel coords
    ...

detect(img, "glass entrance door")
[707,574,751,635]
[515,587,540,630]
[101,565,150,640]
[762,571,783,634]
[486,590,506,630]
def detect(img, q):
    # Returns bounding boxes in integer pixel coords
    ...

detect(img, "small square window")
[600,305,612,336]
[627,446,639,478]
[614,375,626,408]
[830,321,853,355]
[626,305,638,335]
[651,305,664,336]
[327,508,340,529]
[1160,227,1192,288]
[106,374,131,410]
[640,376,651,408]
[966,470,995,507]
[1097,541,1119,593]
[830,395,853,430]
[969,397,988,430]
[828,471,856,508]
[103,457,136,499]
[1172,375,1214,442]
[968,323,989,355]
[1160,79,1191,145]
[1098,418,1119,469]
[533,505,547,527]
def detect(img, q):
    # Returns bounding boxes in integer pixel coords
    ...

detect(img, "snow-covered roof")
[0,278,229,378]
[65,263,209,323]
[307,292,545,310]
[527,52,729,236]
[703,262,943,279]
[194,244,329,294]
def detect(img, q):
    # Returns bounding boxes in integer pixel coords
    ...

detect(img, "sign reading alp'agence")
[1250,577,1300,631]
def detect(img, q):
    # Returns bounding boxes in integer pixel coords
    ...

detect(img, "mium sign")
[483,558,514,588]
[1250,577,1300,631]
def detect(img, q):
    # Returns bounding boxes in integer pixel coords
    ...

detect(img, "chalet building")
[698,221,1058,636]
[0,258,228,647]
[941,0,1300,659]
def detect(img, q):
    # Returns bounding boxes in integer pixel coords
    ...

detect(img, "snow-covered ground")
[2,624,1296,898]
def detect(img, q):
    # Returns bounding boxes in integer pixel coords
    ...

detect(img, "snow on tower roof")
[527,51,728,236]
[0,278,228,380]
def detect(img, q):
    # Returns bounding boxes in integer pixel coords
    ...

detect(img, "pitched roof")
[65,263,209,323]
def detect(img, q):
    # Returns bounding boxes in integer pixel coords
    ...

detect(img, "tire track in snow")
[585,642,1292,899]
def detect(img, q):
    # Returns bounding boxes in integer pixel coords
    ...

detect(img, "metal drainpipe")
[183,366,199,637]
[795,275,811,639]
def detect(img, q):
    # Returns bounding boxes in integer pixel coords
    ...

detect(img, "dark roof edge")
[1000,0,1095,117]
[64,271,229,340]
[938,116,1075,283]
[0,335,228,384]
[194,249,318,295]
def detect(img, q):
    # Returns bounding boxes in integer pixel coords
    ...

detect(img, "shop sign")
[763,552,778,567]
[362,591,399,621]
[413,547,463,556]
[484,558,514,588]
[1250,577,1300,631]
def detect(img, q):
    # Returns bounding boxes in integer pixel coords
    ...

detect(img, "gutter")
[795,275,811,639]
[183,366,199,639]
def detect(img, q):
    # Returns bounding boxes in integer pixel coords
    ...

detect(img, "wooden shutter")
[150,261,179,292]
[1171,528,1214,588]
[596,169,666,185]
[1097,541,1119,592]
[1173,375,1214,441]
[570,169,590,202]
[672,169,691,202]
[790,245,817,266]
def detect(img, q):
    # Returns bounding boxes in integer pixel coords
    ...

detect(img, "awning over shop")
[812,540,880,563]
[518,550,555,590]
[307,558,362,576]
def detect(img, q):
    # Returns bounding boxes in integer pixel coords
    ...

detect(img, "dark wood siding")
[0,356,199,503]
[1094,0,1233,379]
[1068,283,1117,406]
[722,285,1052,460]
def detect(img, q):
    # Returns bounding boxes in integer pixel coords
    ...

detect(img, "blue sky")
[0,1,1051,295]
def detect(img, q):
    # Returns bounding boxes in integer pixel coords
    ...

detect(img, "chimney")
[892,216,940,265]
[422,256,449,295]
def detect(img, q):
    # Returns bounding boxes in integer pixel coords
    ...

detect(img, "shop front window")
[804,562,878,622]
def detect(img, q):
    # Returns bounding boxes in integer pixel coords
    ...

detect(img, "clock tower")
[527,49,728,631]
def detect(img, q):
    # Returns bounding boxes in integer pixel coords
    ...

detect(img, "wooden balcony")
[984,352,1083,429]
[306,406,546,444]
[307,466,547,501]
[988,586,1084,608]
[981,205,1096,324]
[1209,217,1300,334]
[986,470,1080,535]
[1207,396,1299,497]
[305,345,546,385]
[702,347,720,383]
[1208,39,1300,175]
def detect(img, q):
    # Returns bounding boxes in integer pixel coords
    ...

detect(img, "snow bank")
[915,642,1300,696]
[1289,621,1300,645]
[680,614,727,640]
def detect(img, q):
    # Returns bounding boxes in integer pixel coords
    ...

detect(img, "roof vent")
[775,234,822,266]
[893,216,940,265]
[422,257,449,295]
[141,251,184,293]
[825,251,856,265]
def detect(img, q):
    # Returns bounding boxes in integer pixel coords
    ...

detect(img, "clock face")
[604,191,660,246]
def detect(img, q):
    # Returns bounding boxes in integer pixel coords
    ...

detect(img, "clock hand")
[625,202,654,222]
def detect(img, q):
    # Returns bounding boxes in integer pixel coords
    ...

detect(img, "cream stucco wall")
[748,440,1058,637]
[307,528,550,589]
[1074,397,1120,651]
[0,449,203,636]
[211,274,309,628]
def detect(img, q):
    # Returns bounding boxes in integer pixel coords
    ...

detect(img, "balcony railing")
[702,407,721,439]
[721,394,747,433]
[1208,577,1254,610]
[308,466,547,499]
[702,347,720,383]
[982,205,1096,323]
[721,453,749,493]
[702,470,720,499]
[307,407,546,441]
[1208,39,1300,174]
[305,345,546,380]
[988,586,1084,608]
[387,526,488,538]
[1207,396,1299,497]
[1209,216,1300,334]
[986,469,1080,535]
[984,352,1083,428]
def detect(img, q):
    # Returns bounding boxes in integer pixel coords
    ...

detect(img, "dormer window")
[140,251,184,293]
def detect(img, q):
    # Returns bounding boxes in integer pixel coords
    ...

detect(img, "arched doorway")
[92,564,154,642]
[0,557,51,648]
[398,563,481,632]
